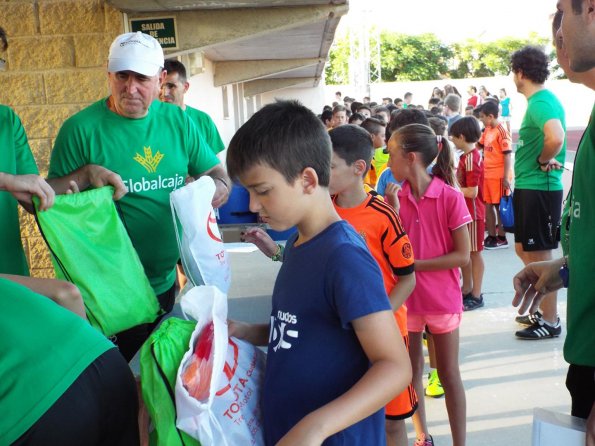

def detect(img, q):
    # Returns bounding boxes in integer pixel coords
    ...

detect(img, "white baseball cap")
[108,31,164,76]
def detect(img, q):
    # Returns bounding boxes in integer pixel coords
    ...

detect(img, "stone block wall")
[1,0,124,277]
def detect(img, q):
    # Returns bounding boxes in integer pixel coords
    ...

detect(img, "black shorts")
[566,364,595,419]
[13,348,139,446]
[513,189,563,251]
[113,284,176,361]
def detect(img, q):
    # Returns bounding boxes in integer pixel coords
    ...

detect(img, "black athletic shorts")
[513,189,563,251]
[13,348,139,446]
[566,364,595,419]
[113,284,176,362]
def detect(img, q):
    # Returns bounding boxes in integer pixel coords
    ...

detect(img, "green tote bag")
[34,186,160,336]
[140,318,200,446]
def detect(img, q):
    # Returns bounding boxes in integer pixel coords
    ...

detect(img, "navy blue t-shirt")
[262,220,392,445]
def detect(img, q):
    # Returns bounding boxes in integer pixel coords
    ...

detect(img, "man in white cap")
[48,32,231,360]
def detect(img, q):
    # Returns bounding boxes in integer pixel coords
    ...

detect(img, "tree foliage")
[324,31,553,84]
[379,32,452,82]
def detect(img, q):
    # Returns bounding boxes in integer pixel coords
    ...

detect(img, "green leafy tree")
[324,31,553,84]
[324,36,350,85]
[448,34,551,78]
[380,32,452,81]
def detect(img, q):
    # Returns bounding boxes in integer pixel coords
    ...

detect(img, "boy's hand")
[227,319,249,339]
[241,227,278,258]
[227,320,270,346]
[503,178,511,190]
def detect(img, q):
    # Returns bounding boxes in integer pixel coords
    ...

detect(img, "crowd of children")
[230,86,517,445]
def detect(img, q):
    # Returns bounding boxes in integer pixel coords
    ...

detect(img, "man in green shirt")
[48,31,231,360]
[160,59,225,155]
[510,45,566,340]
[514,3,594,444]
[0,26,121,276]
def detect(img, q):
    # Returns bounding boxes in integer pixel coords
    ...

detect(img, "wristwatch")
[559,256,569,288]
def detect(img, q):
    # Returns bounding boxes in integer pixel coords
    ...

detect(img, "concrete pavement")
[225,164,575,446]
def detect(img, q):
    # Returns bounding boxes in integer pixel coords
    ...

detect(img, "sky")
[340,0,556,43]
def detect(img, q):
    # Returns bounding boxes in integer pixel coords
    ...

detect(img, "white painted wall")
[259,85,328,117]
[183,58,237,150]
[325,77,595,131]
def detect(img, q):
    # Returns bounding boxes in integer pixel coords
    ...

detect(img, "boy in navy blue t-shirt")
[227,100,412,445]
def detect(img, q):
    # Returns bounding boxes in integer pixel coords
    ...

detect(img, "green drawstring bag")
[140,318,200,446]
[34,186,160,337]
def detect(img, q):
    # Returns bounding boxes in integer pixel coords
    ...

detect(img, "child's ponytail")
[395,124,458,188]
[431,135,458,187]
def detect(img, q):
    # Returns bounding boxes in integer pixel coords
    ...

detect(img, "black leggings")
[13,348,139,446]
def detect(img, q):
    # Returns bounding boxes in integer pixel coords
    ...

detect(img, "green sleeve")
[184,113,220,177]
[202,113,225,154]
[48,116,88,179]
[10,109,38,175]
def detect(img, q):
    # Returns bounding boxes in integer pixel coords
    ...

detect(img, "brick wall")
[1,0,123,277]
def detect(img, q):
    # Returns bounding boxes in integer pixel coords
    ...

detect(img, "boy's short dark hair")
[404,92,413,99]
[361,117,386,136]
[321,109,333,124]
[348,112,365,124]
[389,108,429,132]
[428,97,442,107]
[479,100,499,118]
[356,104,372,114]
[449,116,482,143]
[332,104,346,115]
[226,100,331,186]
[350,101,363,114]
[510,46,550,84]
[329,125,373,173]
[430,106,443,115]
[164,59,187,81]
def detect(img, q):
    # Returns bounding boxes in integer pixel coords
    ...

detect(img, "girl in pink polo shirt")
[386,123,471,446]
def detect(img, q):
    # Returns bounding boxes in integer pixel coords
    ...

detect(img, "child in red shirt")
[450,116,486,311]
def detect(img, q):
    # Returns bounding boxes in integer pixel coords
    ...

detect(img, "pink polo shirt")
[398,176,471,315]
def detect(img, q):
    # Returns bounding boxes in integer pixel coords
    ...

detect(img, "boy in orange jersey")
[328,125,424,446]
[478,100,513,250]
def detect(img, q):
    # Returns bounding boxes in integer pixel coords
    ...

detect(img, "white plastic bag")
[170,177,231,294]
[176,286,266,446]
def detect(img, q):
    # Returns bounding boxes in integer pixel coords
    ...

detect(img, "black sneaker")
[485,235,507,250]
[495,236,509,249]
[515,318,561,340]
[515,311,543,326]
[484,235,497,249]
[463,294,484,311]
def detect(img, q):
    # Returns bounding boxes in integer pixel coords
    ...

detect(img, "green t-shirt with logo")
[0,278,113,445]
[0,105,39,276]
[186,105,225,155]
[48,99,220,295]
[515,89,566,191]
[564,103,595,367]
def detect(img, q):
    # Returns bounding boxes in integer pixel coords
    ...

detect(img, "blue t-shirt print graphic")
[269,310,299,352]
[262,221,391,446]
